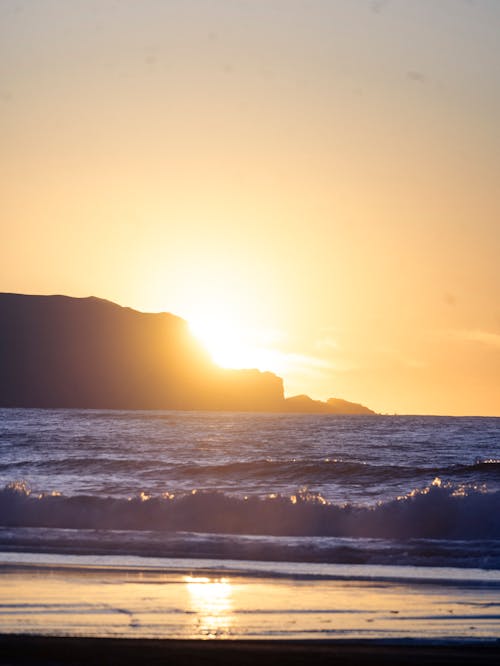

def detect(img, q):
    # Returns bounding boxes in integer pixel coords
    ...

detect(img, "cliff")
[0,293,283,411]
[0,293,374,414]
[284,394,374,415]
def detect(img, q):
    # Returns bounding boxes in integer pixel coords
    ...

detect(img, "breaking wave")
[1,478,499,540]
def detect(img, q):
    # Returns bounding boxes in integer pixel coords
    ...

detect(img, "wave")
[2,456,499,484]
[2,527,500,571]
[471,458,500,470]
[1,478,499,540]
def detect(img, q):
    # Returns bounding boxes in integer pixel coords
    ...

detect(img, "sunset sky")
[1,0,499,416]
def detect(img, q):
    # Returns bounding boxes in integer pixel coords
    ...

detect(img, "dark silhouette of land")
[0,293,374,414]
[284,394,374,415]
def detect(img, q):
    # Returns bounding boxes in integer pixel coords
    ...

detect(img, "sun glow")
[189,313,284,373]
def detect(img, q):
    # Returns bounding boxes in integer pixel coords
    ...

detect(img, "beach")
[2,635,500,666]
[1,555,500,663]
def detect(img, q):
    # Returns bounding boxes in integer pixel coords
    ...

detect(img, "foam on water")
[1,478,499,568]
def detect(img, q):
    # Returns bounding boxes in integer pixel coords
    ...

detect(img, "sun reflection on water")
[184,576,233,638]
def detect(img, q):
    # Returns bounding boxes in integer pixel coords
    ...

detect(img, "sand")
[1,635,500,665]
[1,557,500,663]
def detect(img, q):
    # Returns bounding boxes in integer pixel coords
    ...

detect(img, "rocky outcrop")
[284,394,374,415]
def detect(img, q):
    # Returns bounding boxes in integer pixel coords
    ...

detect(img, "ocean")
[1,409,500,567]
[1,409,500,641]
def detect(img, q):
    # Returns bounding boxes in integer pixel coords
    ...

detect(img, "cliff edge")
[0,293,374,414]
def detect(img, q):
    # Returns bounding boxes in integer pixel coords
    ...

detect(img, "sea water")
[0,409,499,569]
[1,409,500,640]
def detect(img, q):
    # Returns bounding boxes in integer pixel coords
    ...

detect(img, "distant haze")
[1,1,499,415]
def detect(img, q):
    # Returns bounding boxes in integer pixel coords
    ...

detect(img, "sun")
[188,312,284,373]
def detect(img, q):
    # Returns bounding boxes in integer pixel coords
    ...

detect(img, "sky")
[1,0,499,416]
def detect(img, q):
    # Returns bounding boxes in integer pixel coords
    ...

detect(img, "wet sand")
[2,560,500,641]
[1,557,500,663]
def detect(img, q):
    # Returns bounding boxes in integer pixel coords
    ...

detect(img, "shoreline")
[2,551,500,584]
[1,635,500,665]
[1,556,500,644]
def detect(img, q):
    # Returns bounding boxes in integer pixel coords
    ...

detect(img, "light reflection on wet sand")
[185,576,233,637]
[0,563,500,641]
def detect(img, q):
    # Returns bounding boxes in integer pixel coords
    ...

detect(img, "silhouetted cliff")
[284,394,374,415]
[0,293,283,411]
[0,293,375,414]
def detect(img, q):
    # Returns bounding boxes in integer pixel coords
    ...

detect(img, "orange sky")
[1,1,499,415]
